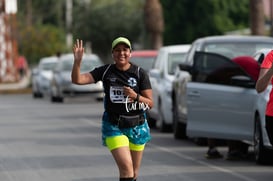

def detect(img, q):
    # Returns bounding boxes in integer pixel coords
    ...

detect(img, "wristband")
[135,93,139,102]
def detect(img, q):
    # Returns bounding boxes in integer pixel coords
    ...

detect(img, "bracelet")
[135,93,139,102]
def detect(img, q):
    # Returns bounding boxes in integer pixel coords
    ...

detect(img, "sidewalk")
[0,71,31,93]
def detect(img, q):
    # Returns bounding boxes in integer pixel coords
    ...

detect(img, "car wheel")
[51,96,63,103]
[173,99,187,139]
[33,91,43,98]
[254,114,273,165]
[51,95,58,102]
[58,97,64,103]
[50,85,64,103]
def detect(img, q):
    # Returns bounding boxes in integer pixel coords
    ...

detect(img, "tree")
[17,24,66,65]
[160,0,249,44]
[250,0,265,35]
[144,0,164,49]
[17,0,67,65]
[73,0,144,62]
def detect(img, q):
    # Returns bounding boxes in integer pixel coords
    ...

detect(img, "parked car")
[32,56,58,98]
[253,48,272,64]
[50,53,104,103]
[173,35,273,164]
[251,48,273,164]
[172,35,273,140]
[129,50,158,127]
[130,50,158,72]
[149,44,191,132]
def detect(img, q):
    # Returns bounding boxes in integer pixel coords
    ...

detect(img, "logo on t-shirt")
[128,77,137,87]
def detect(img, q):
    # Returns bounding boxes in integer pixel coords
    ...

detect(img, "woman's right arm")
[256,67,273,93]
[71,39,95,85]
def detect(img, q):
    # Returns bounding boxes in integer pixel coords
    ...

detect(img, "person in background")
[205,138,223,159]
[256,50,273,147]
[17,55,28,79]
[56,51,61,58]
[71,37,153,181]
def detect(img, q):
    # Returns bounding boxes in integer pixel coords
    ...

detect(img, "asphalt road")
[0,94,272,181]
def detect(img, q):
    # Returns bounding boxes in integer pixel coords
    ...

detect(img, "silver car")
[149,44,191,132]
[173,35,273,140]
[50,53,104,103]
[184,50,273,164]
[32,56,58,98]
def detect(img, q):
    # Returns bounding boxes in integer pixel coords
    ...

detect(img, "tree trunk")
[26,0,32,26]
[144,0,164,49]
[250,0,265,35]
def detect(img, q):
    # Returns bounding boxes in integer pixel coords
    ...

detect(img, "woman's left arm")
[123,87,153,109]
[139,89,153,109]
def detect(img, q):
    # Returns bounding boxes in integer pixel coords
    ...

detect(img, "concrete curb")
[0,72,32,94]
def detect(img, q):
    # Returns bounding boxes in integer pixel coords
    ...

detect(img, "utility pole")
[66,0,73,49]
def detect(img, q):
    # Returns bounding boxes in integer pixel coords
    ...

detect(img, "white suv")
[149,44,190,132]
[173,35,273,164]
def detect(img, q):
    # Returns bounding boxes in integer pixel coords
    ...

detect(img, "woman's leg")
[111,146,134,178]
[129,142,145,180]
[106,135,134,179]
[130,150,143,180]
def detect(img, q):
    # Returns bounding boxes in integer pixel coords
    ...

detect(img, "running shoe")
[205,148,223,159]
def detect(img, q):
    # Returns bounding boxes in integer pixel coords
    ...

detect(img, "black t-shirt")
[90,63,151,115]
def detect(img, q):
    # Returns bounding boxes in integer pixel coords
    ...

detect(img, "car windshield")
[130,57,155,72]
[62,61,74,71]
[40,62,56,70]
[81,58,102,72]
[61,58,102,72]
[203,42,273,58]
[168,52,188,75]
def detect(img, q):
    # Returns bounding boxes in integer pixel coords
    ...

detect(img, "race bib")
[110,86,127,103]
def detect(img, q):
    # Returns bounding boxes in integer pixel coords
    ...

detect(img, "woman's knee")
[119,164,134,177]
[110,146,134,177]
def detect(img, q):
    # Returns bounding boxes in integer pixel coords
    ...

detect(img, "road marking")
[148,143,256,181]
[83,118,256,181]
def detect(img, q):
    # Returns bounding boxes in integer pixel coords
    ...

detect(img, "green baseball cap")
[112,37,131,50]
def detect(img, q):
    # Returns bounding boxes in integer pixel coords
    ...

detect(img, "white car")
[32,56,58,98]
[252,48,273,163]
[50,53,104,103]
[149,44,191,132]
[184,50,273,165]
[172,35,273,140]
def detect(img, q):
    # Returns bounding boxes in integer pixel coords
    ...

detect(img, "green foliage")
[16,0,67,65]
[73,0,144,61]
[15,0,251,64]
[17,23,66,65]
[160,0,249,45]
[17,0,65,27]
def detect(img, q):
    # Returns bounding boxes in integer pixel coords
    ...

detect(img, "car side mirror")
[178,63,192,72]
[231,75,255,88]
[149,69,161,79]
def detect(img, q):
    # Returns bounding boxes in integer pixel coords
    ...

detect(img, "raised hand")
[73,39,85,64]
